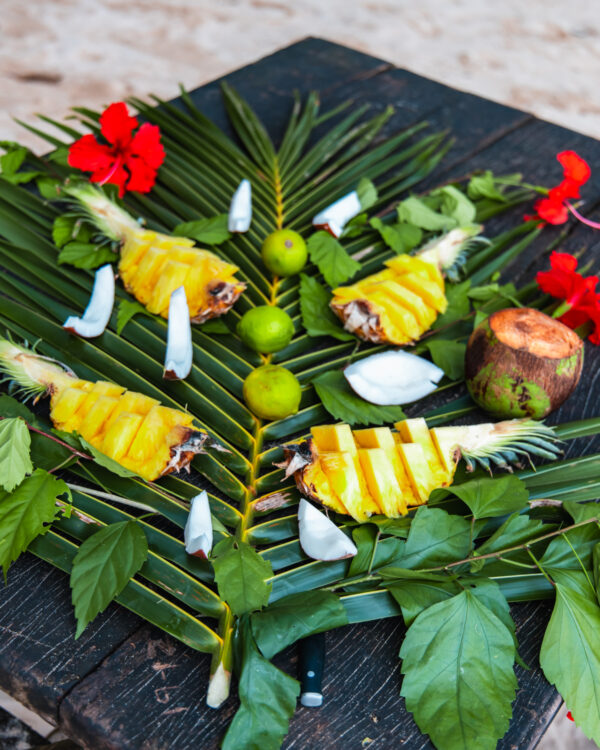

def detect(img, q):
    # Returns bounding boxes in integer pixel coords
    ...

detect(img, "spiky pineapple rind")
[61,182,139,241]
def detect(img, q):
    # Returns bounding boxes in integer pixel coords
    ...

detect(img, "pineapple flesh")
[63,184,246,322]
[0,339,209,481]
[282,417,560,521]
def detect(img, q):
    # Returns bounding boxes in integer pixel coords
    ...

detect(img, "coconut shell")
[465,307,583,419]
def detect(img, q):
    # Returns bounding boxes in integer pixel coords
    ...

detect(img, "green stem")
[526,547,555,587]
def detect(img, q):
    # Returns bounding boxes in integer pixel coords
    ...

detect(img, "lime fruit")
[262,229,307,277]
[243,365,302,420]
[237,306,295,353]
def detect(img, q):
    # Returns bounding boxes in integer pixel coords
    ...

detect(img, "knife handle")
[299,632,326,707]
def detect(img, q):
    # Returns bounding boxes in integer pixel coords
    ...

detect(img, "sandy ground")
[0,1,599,748]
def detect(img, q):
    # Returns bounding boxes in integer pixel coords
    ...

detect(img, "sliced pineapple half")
[282,417,560,521]
[62,183,246,322]
[0,338,211,481]
[330,226,482,345]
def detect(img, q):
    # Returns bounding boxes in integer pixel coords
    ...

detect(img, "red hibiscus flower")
[529,151,593,225]
[567,711,574,722]
[536,251,600,344]
[68,102,165,197]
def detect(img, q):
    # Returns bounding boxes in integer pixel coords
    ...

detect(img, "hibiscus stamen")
[566,201,600,230]
[97,155,123,186]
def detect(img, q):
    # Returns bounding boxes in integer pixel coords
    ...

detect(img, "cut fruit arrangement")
[0,80,599,750]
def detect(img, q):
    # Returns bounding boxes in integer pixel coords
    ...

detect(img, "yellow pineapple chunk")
[398,273,447,313]
[385,254,442,284]
[394,441,432,504]
[395,418,452,487]
[50,387,88,430]
[101,413,144,462]
[90,381,126,398]
[146,260,190,316]
[302,461,348,514]
[319,451,373,522]
[127,405,170,464]
[376,280,437,329]
[358,448,406,517]
[79,395,119,442]
[127,246,169,305]
[353,427,415,509]
[119,230,156,274]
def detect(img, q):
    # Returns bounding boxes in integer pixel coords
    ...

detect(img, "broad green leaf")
[424,339,465,380]
[173,214,231,245]
[0,171,40,185]
[398,506,471,569]
[313,369,405,426]
[468,171,508,202]
[58,241,117,269]
[370,216,422,253]
[356,177,378,210]
[212,538,273,616]
[348,524,378,577]
[564,500,600,524]
[1,147,27,175]
[70,520,148,637]
[222,618,299,750]
[79,438,140,478]
[540,582,600,743]
[388,579,458,625]
[432,280,471,329]
[0,395,42,427]
[307,231,361,288]
[446,475,529,519]
[251,590,348,659]
[0,418,32,491]
[400,590,517,750]
[200,319,230,334]
[116,299,154,335]
[476,513,548,557]
[36,176,61,199]
[52,216,77,248]
[541,521,600,570]
[0,469,68,577]
[593,542,600,599]
[397,195,456,231]
[299,274,354,341]
[434,185,477,225]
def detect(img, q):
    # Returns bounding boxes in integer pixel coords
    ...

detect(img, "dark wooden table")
[3,37,600,750]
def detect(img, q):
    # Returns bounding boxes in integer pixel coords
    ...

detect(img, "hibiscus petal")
[127,123,165,169]
[100,102,138,149]
[557,150,591,186]
[534,196,569,224]
[536,269,572,298]
[90,162,129,198]
[125,154,158,193]
[550,251,578,273]
[68,135,115,172]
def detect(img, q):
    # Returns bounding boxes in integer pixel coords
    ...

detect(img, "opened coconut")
[465,307,583,419]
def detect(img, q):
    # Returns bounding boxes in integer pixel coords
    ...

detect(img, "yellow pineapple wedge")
[281,417,560,521]
[0,338,211,481]
[330,226,482,345]
[62,184,246,322]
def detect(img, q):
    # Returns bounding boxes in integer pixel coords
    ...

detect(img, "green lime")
[243,364,302,420]
[262,229,307,277]
[237,306,294,353]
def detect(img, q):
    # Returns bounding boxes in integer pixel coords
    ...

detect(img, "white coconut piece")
[298,498,357,561]
[164,286,193,380]
[63,264,114,338]
[344,350,444,405]
[312,191,362,238]
[228,178,252,232]
[184,490,213,559]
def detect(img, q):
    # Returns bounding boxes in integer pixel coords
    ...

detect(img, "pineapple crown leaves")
[1,82,599,750]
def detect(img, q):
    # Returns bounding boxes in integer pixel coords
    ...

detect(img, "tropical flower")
[529,151,592,225]
[68,102,165,197]
[536,251,600,344]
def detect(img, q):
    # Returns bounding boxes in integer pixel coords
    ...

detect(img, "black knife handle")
[299,632,326,707]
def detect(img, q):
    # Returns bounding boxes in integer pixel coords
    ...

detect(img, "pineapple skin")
[119,228,246,322]
[330,254,447,345]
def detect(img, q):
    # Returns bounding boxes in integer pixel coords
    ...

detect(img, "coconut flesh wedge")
[344,350,444,405]
[164,286,193,380]
[184,490,213,559]
[63,264,115,338]
[312,191,362,238]
[228,179,252,232]
[298,497,357,561]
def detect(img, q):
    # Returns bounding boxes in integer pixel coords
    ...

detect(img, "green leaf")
[432,280,471,329]
[1,147,27,175]
[398,506,472,569]
[0,395,41,427]
[79,438,140,478]
[70,520,148,637]
[540,582,600,743]
[200,319,230,334]
[388,579,458,626]
[397,195,456,231]
[370,216,422,253]
[173,214,231,245]
[222,618,299,750]
[356,177,378,210]
[116,299,154,335]
[564,500,600,524]
[348,524,378,577]
[434,185,477,225]
[252,590,348,659]
[424,340,465,380]
[0,469,68,577]
[468,171,508,203]
[212,538,273,616]
[541,521,600,570]
[446,475,529,519]
[52,216,77,248]
[313,369,405,426]
[58,242,117,269]
[307,231,361,288]
[299,274,354,341]
[0,417,32,491]
[400,590,517,750]
[475,512,548,557]
[0,171,40,185]
[36,176,61,199]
